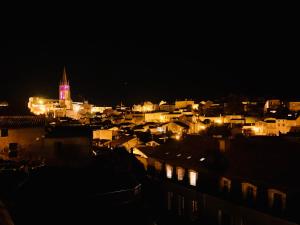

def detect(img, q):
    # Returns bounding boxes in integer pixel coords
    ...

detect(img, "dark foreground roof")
[45,125,92,138]
[0,116,46,128]
[143,135,300,190]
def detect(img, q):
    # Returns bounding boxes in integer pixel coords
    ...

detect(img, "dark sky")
[0,38,298,110]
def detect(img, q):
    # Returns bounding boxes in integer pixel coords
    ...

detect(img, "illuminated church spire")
[61,66,69,85]
[59,66,71,104]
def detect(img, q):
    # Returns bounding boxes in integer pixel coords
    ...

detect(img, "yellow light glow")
[160,115,166,123]
[175,134,181,140]
[38,99,44,104]
[166,164,173,179]
[189,170,198,186]
[176,167,185,181]
[215,118,223,124]
[192,104,199,110]
[73,104,81,112]
[252,126,260,133]
[200,125,206,130]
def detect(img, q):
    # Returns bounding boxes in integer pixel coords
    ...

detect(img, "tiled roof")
[144,135,300,189]
[0,116,46,128]
[110,136,137,148]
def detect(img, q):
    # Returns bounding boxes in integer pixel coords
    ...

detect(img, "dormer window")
[166,164,173,179]
[189,170,198,186]
[220,177,231,193]
[242,182,257,202]
[176,167,185,181]
[267,189,286,212]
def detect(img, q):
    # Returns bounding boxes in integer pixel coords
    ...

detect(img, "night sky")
[0,38,298,111]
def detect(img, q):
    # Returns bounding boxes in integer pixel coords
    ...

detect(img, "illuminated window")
[0,128,8,137]
[176,167,185,181]
[166,164,173,179]
[189,170,198,186]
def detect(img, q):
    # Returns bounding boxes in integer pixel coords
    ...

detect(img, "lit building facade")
[28,67,101,120]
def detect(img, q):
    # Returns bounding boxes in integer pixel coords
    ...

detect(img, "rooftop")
[45,125,92,138]
[0,116,46,128]
[142,135,300,190]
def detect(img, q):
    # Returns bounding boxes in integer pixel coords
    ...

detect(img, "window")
[273,193,283,211]
[267,189,286,212]
[220,177,231,193]
[246,186,254,199]
[192,200,198,214]
[178,195,185,216]
[189,170,198,186]
[0,128,8,137]
[218,210,231,225]
[167,192,173,211]
[176,167,185,181]
[166,164,173,179]
[8,143,18,158]
[242,182,257,202]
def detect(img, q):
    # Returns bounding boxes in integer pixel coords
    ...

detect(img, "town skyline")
[1,40,300,223]
[1,39,298,110]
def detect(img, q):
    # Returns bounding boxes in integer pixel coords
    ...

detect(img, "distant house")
[132,101,158,112]
[145,140,160,147]
[288,102,300,112]
[133,124,149,132]
[93,129,118,141]
[264,99,282,113]
[163,112,183,122]
[179,115,206,134]
[144,112,168,123]
[162,121,189,135]
[159,104,175,112]
[131,113,145,124]
[243,116,300,136]
[199,115,224,125]
[175,100,195,109]
[109,136,139,152]
[148,123,167,134]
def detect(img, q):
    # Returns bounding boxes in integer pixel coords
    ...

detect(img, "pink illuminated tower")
[59,67,72,109]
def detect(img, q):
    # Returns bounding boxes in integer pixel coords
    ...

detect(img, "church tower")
[59,67,72,109]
